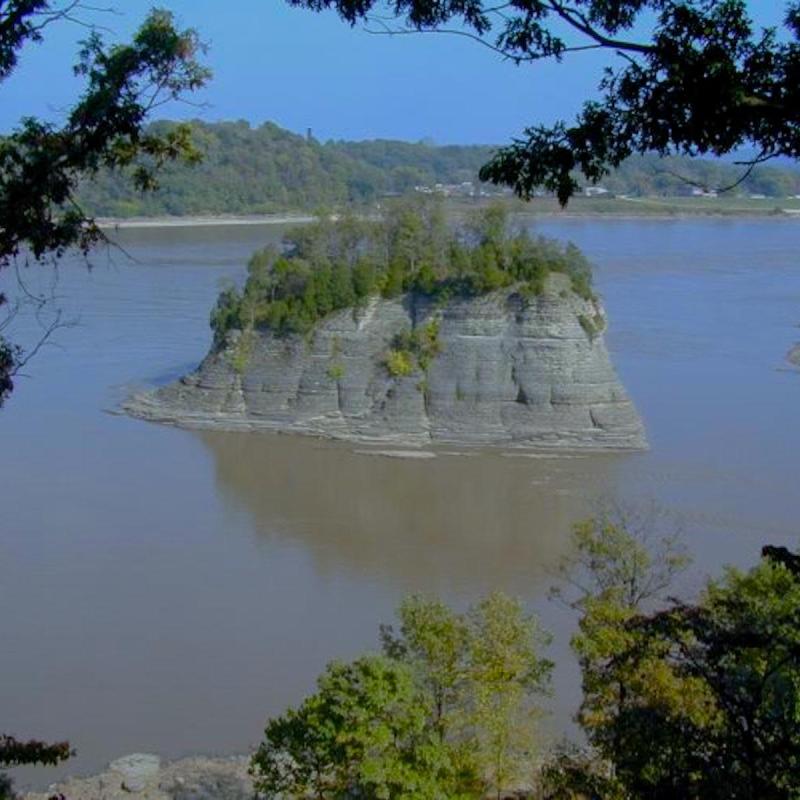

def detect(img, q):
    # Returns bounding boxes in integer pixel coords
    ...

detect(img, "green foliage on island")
[385,320,442,378]
[577,312,605,341]
[229,330,255,375]
[384,348,416,378]
[209,199,596,345]
[75,120,800,218]
[327,362,345,381]
[250,517,800,800]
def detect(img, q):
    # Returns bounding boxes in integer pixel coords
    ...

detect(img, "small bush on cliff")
[210,198,596,340]
[327,362,345,381]
[385,348,415,377]
[578,312,607,341]
[387,320,443,375]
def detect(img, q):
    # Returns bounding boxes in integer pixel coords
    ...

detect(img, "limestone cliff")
[126,274,645,450]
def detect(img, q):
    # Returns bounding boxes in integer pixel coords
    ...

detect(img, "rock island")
[127,201,645,450]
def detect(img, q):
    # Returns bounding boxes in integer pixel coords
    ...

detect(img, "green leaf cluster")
[0,9,208,267]
[384,348,415,378]
[601,557,800,799]
[0,734,72,800]
[385,319,442,377]
[0,6,209,407]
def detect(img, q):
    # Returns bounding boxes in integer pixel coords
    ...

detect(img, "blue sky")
[0,0,790,143]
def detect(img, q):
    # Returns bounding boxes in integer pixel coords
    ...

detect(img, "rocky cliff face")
[127,274,645,450]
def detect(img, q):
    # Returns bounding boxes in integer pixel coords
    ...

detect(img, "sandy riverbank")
[95,206,800,230]
[96,214,315,229]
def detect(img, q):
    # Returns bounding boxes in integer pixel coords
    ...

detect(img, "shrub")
[252,593,552,800]
[578,314,600,340]
[385,349,414,377]
[327,362,345,381]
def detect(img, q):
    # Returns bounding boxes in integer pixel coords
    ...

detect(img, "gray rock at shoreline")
[24,755,252,800]
[126,275,646,451]
[109,753,160,792]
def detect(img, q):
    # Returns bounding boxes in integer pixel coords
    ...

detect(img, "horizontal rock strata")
[126,275,646,450]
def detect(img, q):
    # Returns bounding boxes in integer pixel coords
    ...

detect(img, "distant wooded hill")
[77,120,800,217]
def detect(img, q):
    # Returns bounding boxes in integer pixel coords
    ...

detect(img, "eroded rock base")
[126,280,646,451]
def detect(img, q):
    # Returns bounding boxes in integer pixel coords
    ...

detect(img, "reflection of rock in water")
[196,429,627,595]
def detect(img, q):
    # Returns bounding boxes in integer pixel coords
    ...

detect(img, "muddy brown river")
[2,218,798,789]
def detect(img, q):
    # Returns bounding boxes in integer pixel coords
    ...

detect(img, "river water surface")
[2,218,798,789]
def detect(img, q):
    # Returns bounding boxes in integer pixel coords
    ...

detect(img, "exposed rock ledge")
[125,275,646,451]
[24,754,252,800]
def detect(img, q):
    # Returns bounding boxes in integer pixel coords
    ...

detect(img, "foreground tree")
[253,592,552,798]
[551,511,693,791]
[615,552,800,799]
[464,593,553,794]
[555,513,800,799]
[250,655,468,799]
[0,3,210,404]
[288,0,800,202]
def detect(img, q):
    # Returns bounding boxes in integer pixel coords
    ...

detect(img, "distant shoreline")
[97,206,800,230]
[97,213,315,229]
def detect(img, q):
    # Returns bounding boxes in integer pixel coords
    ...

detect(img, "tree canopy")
[252,592,552,799]
[288,0,800,203]
[555,515,800,799]
[0,3,209,405]
[209,199,596,346]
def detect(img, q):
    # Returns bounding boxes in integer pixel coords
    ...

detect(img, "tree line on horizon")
[75,120,800,218]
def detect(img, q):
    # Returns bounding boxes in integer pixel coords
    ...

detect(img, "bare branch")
[658,150,779,195]
[11,308,72,376]
[546,0,653,55]
[363,16,605,63]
